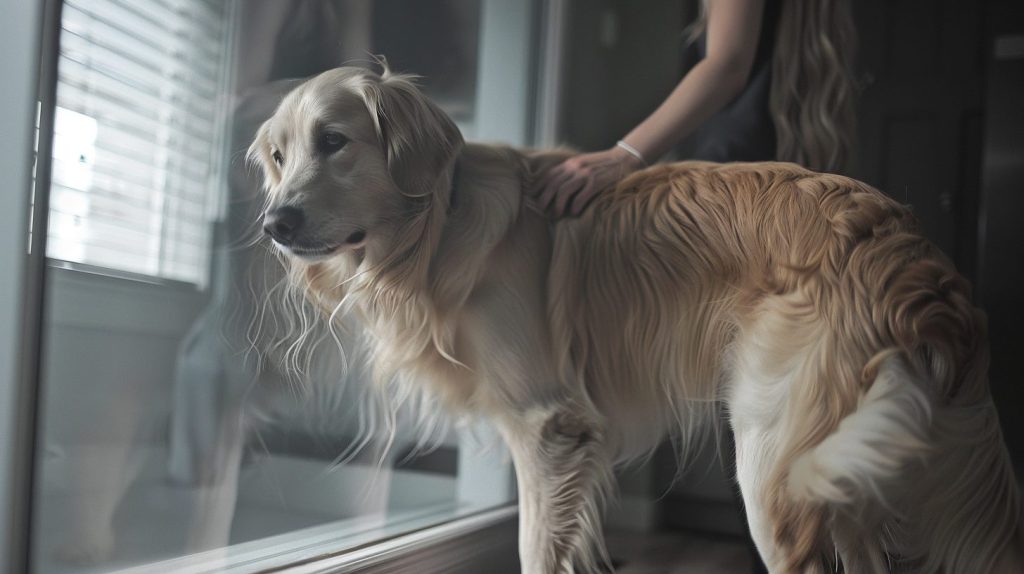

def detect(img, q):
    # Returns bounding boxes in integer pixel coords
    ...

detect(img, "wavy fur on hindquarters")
[783,350,1014,524]
[786,354,933,507]
[552,162,1023,572]
[778,350,1019,574]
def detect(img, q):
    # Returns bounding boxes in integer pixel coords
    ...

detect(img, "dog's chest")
[363,301,479,409]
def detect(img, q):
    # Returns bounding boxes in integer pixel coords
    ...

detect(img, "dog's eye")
[319,131,348,154]
[272,150,284,166]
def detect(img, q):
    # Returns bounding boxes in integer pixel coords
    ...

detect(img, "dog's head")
[249,66,463,264]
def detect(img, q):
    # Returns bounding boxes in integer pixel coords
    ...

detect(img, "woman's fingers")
[568,179,599,217]
[539,159,589,211]
[530,168,557,197]
[536,149,639,218]
[568,163,620,217]
[553,174,589,217]
[537,164,576,208]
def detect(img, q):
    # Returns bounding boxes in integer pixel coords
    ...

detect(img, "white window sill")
[44,262,205,336]
[110,505,518,574]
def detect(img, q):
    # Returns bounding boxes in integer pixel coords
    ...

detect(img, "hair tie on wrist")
[616,140,647,166]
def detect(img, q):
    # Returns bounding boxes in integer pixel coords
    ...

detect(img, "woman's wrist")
[615,140,648,167]
[614,139,647,164]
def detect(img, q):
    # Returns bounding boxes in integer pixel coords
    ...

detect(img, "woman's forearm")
[622,58,750,162]
[623,0,765,161]
[537,0,765,218]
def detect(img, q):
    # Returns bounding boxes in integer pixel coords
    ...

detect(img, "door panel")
[850,0,985,269]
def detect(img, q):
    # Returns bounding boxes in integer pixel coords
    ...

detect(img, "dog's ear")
[247,119,280,190]
[361,69,464,201]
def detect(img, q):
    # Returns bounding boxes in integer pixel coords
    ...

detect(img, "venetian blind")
[47,0,231,285]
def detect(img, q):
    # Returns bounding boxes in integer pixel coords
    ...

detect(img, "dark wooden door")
[849,0,986,279]
[853,0,1024,462]
[977,1,1024,463]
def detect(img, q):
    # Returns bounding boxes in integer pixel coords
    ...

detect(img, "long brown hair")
[770,0,857,172]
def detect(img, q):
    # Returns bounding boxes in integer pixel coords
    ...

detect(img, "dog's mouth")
[285,243,339,257]
[277,230,366,260]
[276,242,340,263]
[343,230,367,247]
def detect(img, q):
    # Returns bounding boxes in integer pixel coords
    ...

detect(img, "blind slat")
[59,30,218,102]
[57,58,219,143]
[50,187,209,244]
[62,2,221,81]
[117,0,224,42]
[59,56,217,126]
[54,90,218,183]
[48,214,210,261]
[48,244,160,277]
[48,211,159,251]
[65,0,222,76]
[47,235,210,270]
[53,156,208,208]
[52,172,208,214]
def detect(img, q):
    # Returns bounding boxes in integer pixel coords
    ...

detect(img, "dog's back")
[546,160,1022,572]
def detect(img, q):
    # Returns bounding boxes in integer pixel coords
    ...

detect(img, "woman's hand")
[533,146,646,219]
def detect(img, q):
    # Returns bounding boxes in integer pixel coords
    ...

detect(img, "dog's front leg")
[500,403,613,574]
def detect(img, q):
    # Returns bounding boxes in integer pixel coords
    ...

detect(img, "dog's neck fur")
[300,143,538,407]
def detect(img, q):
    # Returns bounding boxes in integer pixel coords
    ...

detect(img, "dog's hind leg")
[732,417,787,571]
[499,402,614,574]
[728,304,842,573]
[733,420,838,574]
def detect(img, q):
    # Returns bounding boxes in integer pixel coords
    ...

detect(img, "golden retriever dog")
[249,65,1023,573]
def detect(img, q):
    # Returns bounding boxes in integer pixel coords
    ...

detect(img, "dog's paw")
[53,529,116,565]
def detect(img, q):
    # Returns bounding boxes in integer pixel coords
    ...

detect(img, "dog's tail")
[786,352,931,505]
[787,351,1022,572]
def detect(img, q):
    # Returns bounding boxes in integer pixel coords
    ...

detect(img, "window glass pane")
[31,2,518,572]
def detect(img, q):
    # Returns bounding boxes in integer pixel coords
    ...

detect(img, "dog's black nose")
[263,206,304,245]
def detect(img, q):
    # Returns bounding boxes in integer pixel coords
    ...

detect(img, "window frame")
[280,506,518,574]
[2,0,56,571]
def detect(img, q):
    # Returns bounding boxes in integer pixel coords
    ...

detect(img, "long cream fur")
[249,66,1023,573]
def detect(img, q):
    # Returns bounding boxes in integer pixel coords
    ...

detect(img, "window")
[28,1,546,572]
[47,0,231,286]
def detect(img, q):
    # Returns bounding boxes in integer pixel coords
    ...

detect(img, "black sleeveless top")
[676,0,782,163]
